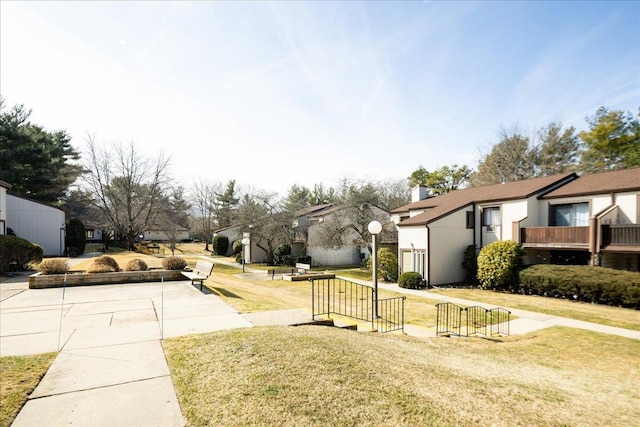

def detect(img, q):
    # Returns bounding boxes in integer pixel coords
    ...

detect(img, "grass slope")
[0,353,57,427]
[164,326,640,427]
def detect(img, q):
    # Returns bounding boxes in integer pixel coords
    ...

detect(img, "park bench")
[181,260,214,291]
[295,262,311,274]
[266,267,295,280]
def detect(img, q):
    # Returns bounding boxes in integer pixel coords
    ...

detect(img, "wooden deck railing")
[601,224,640,246]
[520,226,589,245]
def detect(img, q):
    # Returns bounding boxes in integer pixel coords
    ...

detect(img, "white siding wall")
[0,186,7,234]
[614,192,639,224]
[143,230,190,241]
[428,209,472,285]
[307,245,360,266]
[6,195,65,256]
[397,225,427,275]
[500,200,527,241]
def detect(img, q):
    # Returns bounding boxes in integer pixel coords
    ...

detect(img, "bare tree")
[314,178,392,256]
[235,190,293,265]
[191,180,221,251]
[157,187,191,255]
[83,137,171,251]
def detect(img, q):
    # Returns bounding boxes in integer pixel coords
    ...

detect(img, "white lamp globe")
[368,220,382,235]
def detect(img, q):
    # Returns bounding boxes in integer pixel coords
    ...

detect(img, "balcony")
[520,226,589,248]
[601,224,640,249]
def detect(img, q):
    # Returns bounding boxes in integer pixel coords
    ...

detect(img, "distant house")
[141,224,190,242]
[297,204,391,267]
[392,168,640,286]
[5,193,66,256]
[0,180,10,235]
[213,224,268,263]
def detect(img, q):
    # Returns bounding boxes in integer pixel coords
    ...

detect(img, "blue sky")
[1,1,638,196]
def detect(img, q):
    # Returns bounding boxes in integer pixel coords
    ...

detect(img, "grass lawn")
[164,325,640,427]
[0,353,57,427]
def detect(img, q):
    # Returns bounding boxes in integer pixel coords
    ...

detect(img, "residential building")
[392,168,640,286]
[304,204,391,266]
[6,194,66,256]
[520,168,640,271]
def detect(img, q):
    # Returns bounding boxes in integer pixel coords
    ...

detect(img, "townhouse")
[392,168,640,286]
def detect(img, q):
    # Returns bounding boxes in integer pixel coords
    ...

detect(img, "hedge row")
[519,264,640,309]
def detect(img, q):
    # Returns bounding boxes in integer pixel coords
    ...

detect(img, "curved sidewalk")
[342,277,640,340]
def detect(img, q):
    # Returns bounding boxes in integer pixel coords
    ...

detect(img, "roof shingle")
[397,172,577,227]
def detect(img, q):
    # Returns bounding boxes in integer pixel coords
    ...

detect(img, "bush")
[92,255,120,272]
[366,248,398,282]
[213,234,229,256]
[65,218,86,256]
[88,263,117,273]
[461,244,478,284]
[477,240,524,291]
[232,240,243,256]
[162,256,187,270]
[273,244,292,265]
[0,235,43,273]
[398,271,423,289]
[125,258,149,271]
[519,264,640,308]
[38,259,69,275]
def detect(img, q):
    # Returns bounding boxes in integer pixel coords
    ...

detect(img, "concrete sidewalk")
[1,277,253,427]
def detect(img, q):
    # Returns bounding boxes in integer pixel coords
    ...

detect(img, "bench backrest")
[194,261,214,277]
[295,262,311,273]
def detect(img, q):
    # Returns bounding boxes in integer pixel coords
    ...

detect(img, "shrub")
[235,253,243,263]
[38,259,69,275]
[0,235,43,273]
[231,240,243,256]
[125,258,149,271]
[461,244,478,284]
[88,263,117,273]
[65,218,86,256]
[213,234,229,256]
[162,256,187,270]
[366,248,398,282]
[477,240,524,291]
[519,264,640,308]
[273,244,292,265]
[398,271,423,289]
[92,255,120,272]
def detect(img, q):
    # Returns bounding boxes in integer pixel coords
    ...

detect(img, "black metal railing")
[374,297,406,333]
[436,303,511,337]
[310,277,405,333]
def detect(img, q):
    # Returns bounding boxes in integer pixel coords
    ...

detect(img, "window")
[466,211,474,229]
[550,203,589,226]
[86,230,94,239]
[482,207,500,227]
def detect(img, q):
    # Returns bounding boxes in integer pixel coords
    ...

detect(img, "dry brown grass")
[0,353,57,427]
[164,326,640,427]
[430,288,640,331]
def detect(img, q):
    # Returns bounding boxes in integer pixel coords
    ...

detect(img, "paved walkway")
[1,273,254,426]
[2,255,639,426]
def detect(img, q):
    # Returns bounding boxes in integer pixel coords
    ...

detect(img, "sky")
[1,1,639,197]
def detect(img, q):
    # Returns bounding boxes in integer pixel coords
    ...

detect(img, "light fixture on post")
[241,236,250,273]
[368,220,382,318]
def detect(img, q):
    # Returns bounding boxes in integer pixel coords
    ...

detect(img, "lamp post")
[368,220,382,318]
[241,236,250,273]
